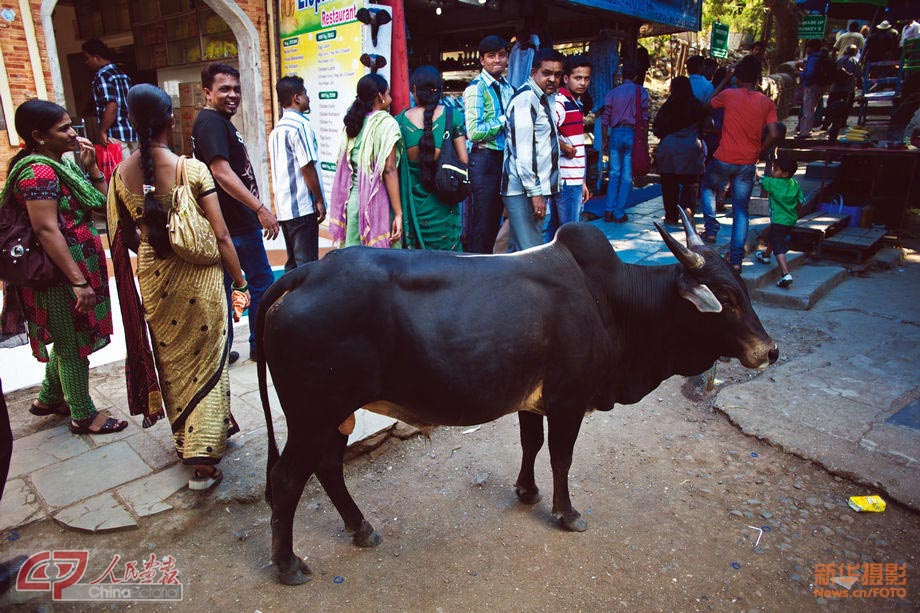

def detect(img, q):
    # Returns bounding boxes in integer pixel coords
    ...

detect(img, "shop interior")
[51,0,241,156]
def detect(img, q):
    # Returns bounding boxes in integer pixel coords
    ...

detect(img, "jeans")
[225,229,275,358]
[700,159,756,265]
[468,148,505,253]
[605,126,633,218]
[800,84,820,135]
[660,173,699,221]
[280,214,319,271]
[544,183,583,242]
[502,193,546,251]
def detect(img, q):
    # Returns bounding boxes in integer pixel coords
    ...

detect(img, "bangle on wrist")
[72,280,90,288]
[232,281,248,292]
[256,204,265,214]
[90,174,105,182]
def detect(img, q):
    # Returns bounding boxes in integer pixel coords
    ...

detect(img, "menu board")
[278,0,392,196]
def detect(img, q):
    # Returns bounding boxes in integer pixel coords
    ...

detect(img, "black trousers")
[660,173,700,220]
[0,378,10,500]
[824,90,854,139]
[280,214,319,271]
[467,148,505,254]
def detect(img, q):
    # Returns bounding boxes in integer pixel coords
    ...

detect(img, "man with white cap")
[863,21,899,63]
[824,44,861,141]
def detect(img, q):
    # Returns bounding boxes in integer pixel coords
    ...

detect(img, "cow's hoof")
[352,520,382,548]
[557,512,588,533]
[515,485,541,505]
[276,556,313,586]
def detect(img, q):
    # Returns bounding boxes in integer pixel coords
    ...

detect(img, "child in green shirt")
[755,159,804,288]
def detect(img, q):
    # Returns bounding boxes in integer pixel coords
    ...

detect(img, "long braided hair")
[127,84,174,258]
[344,73,389,139]
[410,65,443,190]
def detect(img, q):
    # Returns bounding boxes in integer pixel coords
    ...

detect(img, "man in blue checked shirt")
[500,48,564,251]
[463,35,513,253]
[82,39,138,158]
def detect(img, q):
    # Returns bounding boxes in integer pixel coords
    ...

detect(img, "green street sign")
[798,15,827,39]
[711,22,729,59]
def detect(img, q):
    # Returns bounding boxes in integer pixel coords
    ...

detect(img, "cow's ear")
[679,281,723,313]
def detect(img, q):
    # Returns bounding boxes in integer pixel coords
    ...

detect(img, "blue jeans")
[544,183,583,242]
[700,159,756,265]
[502,194,546,251]
[605,126,633,218]
[225,229,275,357]
[280,214,319,271]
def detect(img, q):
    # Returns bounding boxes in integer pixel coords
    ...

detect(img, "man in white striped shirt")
[500,48,564,251]
[269,76,326,270]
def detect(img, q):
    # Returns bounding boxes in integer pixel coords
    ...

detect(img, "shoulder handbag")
[631,88,651,178]
[432,109,471,206]
[168,156,220,266]
[0,182,63,289]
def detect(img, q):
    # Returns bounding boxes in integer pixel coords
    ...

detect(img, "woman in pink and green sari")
[328,74,403,248]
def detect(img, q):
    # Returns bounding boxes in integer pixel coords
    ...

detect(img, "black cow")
[256,211,777,585]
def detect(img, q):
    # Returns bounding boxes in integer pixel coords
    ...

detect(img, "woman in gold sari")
[107,84,250,490]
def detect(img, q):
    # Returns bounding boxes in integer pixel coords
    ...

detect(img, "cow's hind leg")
[547,414,588,532]
[315,428,381,548]
[514,411,544,505]
[269,441,317,585]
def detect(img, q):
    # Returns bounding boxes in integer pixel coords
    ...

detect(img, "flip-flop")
[70,413,128,435]
[30,401,70,417]
[189,467,223,491]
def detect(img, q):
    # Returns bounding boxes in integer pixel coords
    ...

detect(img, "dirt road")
[4,318,918,612]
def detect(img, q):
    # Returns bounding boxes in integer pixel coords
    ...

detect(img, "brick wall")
[0,0,275,181]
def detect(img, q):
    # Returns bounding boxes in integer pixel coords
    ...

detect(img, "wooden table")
[779,144,920,213]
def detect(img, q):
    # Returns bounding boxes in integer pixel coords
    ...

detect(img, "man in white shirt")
[902,20,920,47]
[268,76,326,270]
[834,21,866,58]
[686,55,714,103]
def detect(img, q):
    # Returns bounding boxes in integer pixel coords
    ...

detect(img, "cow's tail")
[257,265,309,505]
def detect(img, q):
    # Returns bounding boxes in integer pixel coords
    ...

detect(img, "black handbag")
[0,194,63,288]
[432,109,470,206]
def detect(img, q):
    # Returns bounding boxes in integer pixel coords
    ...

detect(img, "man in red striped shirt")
[545,55,592,242]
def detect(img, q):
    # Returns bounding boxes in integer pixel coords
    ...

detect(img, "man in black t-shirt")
[192,63,279,363]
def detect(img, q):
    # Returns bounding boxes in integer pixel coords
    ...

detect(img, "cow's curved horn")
[678,207,705,248]
[654,222,705,271]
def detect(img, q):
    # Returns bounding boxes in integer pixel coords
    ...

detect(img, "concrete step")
[740,251,807,291]
[752,264,850,310]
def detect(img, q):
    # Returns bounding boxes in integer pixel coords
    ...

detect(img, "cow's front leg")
[515,411,544,504]
[546,413,587,532]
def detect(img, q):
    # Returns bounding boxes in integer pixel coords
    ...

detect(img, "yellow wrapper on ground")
[848,495,886,512]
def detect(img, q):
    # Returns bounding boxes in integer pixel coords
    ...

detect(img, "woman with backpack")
[0,99,128,436]
[328,74,403,248]
[395,66,468,251]
[107,84,249,490]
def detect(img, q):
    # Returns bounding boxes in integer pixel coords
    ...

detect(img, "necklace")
[149,144,171,150]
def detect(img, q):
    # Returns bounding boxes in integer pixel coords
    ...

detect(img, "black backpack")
[816,51,836,87]
[432,109,470,206]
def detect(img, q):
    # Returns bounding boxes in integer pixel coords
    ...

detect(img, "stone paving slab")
[124,430,179,472]
[8,423,92,479]
[53,493,137,532]
[117,463,191,517]
[31,441,153,508]
[753,265,849,309]
[0,478,45,532]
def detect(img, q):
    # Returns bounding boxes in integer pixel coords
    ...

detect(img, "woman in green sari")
[395,65,468,251]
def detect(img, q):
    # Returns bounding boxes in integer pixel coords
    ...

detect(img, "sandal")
[70,411,128,435]
[189,467,223,491]
[30,401,70,417]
